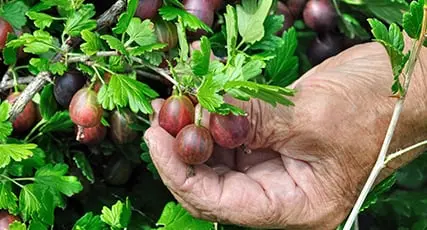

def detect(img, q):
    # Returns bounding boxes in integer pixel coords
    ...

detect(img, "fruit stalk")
[343,6,427,230]
[7,0,127,122]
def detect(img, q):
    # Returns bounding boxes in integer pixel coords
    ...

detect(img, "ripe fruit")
[276,2,295,35]
[209,113,250,149]
[183,0,214,39]
[0,18,13,49]
[135,0,162,20]
[159,95,195,137]
[104,157,133,186]
[6,92,36,133]
[307,33,344,66]
[154,19,178,51]
[69,88,103,128]
[76,123,107,145]
[0,211,20,230]
[286,0,307,18]
[109,109,138,145]
[93,72,112,93]
[54,70,86,108]
[303,0,337,32]
[175,124,214,165]
[211,0,224,10]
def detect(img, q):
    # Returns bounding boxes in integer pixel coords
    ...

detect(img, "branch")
[67,51,119,63]
[7,0,127,122]
[384,139,427,166]
[0,76,35,92]
[343,7,427,230]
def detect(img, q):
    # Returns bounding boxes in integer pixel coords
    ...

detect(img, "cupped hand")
[144,41,427,230]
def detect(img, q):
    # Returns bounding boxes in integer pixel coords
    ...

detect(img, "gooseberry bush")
[0,0,424,229]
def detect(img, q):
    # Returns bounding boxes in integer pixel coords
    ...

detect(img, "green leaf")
[28,220,47,230]
[366,0,408,26]
[35,164,83,197]
[236,0,273,44]
[100,198,132,229]
[197,74,226,112]
[159,6,213,33]
[4,33,18,66]
[9,222,26,230]
[29,58,49,74]
[250,14,284,51]
[403,0,424,40]
[157,202,213,230]
[98,73,159,114]
[129,43,167,56]
[266,27,299,87]
[1,1,29,29]
[63,4,97,37]
[39,84,58,120]
[242,59,265,80]
[40,111,74,133]
[7,30,56,55]
[368,18,408,95]
[360,174,396,212]
[81,30,102,56]
[224,81,295,107]
[72,152,95,183]
[19,184,42,221]
[0,101,12,141]
[338,14,370,40]
[126,18,158,46]
[0,144,36,168]
[26,11,54,30]
[0,182,18,213]
[176,18,189,62]
[224,5,237,59]
[191,36,211,76]
[113,0,139,34]
[73,212,106,230]
[0,100,10,122]
[101,35,127,55]
[140,141,159,180]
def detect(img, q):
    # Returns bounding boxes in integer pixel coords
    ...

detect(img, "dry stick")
[0,76,35,92]
[343,8,427,230]
[8,0,126,122]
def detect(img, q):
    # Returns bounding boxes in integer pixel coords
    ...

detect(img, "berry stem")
[195,105,203,126]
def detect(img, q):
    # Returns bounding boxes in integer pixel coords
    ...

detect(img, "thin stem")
[195,105,203,126]
[14,177,35,182]
[12,71,18,92]
[343,7,427,230]
[384,139,427,165]
[131,57,179,86]
[0,174,25,189]
[332,0,343,16]
[24,119,46,142]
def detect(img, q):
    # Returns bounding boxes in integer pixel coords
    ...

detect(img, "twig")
[384,139,427,166]
[343,7,427,230]
[136,70,163,82]
[1,70,12,88]
[0,76,35,92]
[7,0,127,122]
[67,51,119,63]
[131,57,178,86]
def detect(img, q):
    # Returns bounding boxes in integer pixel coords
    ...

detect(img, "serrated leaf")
[63,4,97,36]
[129,43,167,56]
[176,18,189,62]
[266,27,299,86]
[0,101,10,122]
[100,198,132,229]
[126,18,157,47]
[191,36,211,76]
[159,6,213,33]
[0,144,36,168]
[72,152,95,183]
[73,212,106,230]
[197,74,226,112]
[19,184,42,221]
[7,30,55,55]
[101,35,127,55]
[236,0,273,44]
[242,59,265,80]
[9,222,26,230]
[250,14,285,51]
[157,202,213,230]
[80,30,102,56]
[113,0,139,34]
[26,11,54,30]
[366,0,408,26]
[1,1,29,29]
[29,58,49,74]
[403,0,424,40]
[224,81,295,107]
[0,182,18,213]
[4,33,18,65]
[35,164,83,197]
[98,74,158,114]
[224,5,237,59]
[39,84,58,119]
[40,111,74,133]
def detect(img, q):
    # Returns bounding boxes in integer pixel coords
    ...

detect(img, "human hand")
[144,40,427,229]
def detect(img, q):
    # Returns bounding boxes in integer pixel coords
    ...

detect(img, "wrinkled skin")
[144,36,427,229]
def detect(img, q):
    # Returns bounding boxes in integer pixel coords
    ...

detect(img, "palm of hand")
[144,42,425,229]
